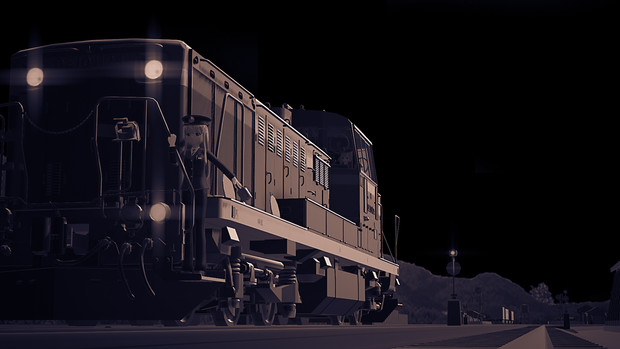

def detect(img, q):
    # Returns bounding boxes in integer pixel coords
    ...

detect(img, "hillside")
[395,260,608,324]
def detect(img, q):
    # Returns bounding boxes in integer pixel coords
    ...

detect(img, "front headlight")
[149,202,171,222]
[144,60,163,80]
[26,67,44,87]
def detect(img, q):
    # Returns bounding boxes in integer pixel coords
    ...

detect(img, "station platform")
[395,325,615,349]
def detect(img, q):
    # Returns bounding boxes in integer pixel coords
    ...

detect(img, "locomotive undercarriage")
[200,195,399,326]
[0,194,397,325]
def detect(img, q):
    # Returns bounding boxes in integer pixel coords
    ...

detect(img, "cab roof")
[15,39,191,55]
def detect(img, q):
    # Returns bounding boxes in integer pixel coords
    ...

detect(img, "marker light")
[149,202,171,222]
[144,60,163,80]
[26,67,44,87]
[121,203,144,222]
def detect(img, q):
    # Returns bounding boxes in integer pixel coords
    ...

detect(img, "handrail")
[381,229,396,263]
[92,96,195,232]
[0,101,28,201]
[215,92,244,157]
[0,101,25,117]
[214,92,251,199]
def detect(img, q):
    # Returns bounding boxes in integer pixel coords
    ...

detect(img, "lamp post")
[561,289,570,329]
[447,248,462,326]
[449,249,458,298]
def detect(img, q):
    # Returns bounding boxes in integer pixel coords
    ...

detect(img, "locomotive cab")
[291,109,382,256]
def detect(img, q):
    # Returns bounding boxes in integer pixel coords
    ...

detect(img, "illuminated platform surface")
[396,325,614,349]
[0,324,617,349]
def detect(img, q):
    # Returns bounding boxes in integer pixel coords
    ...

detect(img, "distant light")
[26,67,44,87]
[449,249,458,257]
[144,60,163,80]
[149,202,171,222]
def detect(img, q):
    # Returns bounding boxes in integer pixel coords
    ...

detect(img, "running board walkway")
[395,325,606,349]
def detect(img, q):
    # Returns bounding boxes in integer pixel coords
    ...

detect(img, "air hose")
[140,238,156,297]
[119,242,135,301]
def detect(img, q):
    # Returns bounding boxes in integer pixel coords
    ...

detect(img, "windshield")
[354,126,377,182]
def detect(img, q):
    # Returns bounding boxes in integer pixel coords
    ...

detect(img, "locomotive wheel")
[348,310,363,325]
[161,313,204,327]
[251,302,277,326]
[162,300,214,327]
[329,315,344,326]
[213,298,242,326]
[162,319,192,327]
[66,320,98,326]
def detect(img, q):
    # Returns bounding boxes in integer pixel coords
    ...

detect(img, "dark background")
[1,1,617,302]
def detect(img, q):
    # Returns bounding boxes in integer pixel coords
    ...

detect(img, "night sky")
[1,1,617,302]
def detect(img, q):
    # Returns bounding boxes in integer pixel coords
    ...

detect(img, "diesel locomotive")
[0,39,399,325]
